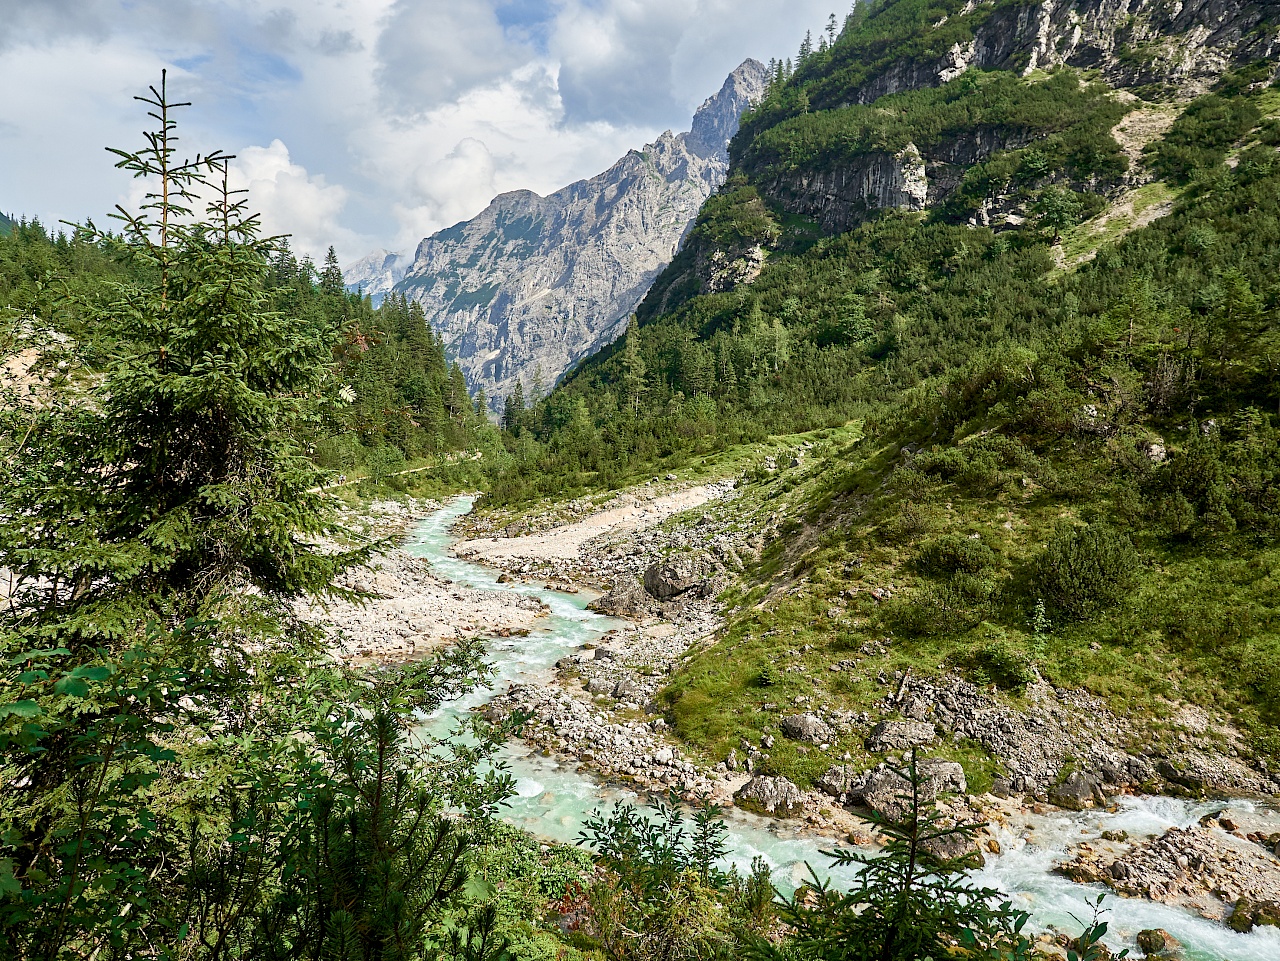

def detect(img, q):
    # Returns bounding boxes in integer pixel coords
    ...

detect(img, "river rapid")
[406,498,1280,961]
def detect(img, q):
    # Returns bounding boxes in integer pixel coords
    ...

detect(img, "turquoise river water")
[406,498,1280,961]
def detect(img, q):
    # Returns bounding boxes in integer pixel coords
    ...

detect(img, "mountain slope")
[484,0,1280,818]
[391,60,769,408]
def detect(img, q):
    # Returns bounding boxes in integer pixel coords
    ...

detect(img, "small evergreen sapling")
[747,750,1034,961]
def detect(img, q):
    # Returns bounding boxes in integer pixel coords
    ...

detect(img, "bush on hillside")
[913,534,998,577]
[1031,522,1141,621]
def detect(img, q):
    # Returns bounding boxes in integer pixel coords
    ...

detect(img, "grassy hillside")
[481,0,1280,782]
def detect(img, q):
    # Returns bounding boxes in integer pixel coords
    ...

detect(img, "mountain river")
[407,498,1280,961]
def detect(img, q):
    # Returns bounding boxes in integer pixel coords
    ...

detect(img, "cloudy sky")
[0,0,838,265]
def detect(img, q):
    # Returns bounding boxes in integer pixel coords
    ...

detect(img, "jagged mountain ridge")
[389,59,769,408]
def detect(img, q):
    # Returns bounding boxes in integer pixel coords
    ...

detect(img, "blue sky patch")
[495,0,557,51]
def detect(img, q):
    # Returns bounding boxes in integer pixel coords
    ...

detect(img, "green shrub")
[951,641,1036,692]
[1148,94,1261,182]
[914,534,998,577]
[913,434,1040,491]
[1031,522,1141,621]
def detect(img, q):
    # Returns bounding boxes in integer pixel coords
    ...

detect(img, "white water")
[405,499,1280,961]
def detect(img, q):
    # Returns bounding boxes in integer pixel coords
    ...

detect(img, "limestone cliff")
[393,60,769,408]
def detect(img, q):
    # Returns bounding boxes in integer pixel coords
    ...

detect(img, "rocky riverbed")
[434,480,1280,939]
[295,498,548,665]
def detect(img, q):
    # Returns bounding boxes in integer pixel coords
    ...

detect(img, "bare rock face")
[387,59,769,408]
[758,0,1280,232]
[342,249,409,306]
[733,775,807,818]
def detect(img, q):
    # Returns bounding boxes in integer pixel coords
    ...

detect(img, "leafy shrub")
[883,500,937,543]
[913,434,1040,491]
[966,642,1036,692]
[1031,522,1141,621]
[913,534,998,577]
[882,586,980,637]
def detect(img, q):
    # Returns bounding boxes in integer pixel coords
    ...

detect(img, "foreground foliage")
[0,76,512,961]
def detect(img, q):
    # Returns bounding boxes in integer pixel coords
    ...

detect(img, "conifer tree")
[621,315,648,413]
[321,244,344,295]
[0,70,371,959]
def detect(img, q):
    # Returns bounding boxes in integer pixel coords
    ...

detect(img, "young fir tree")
[0,74,512,961]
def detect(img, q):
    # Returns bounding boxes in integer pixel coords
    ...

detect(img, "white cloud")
[1,0,839,261]
[374,0,524,117]
[230,140,359,260]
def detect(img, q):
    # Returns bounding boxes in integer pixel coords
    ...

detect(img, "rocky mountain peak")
[384,60,769,409]
[342,248,410,306]
[687,58,769,159]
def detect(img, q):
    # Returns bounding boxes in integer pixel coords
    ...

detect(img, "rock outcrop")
[1060,820,1280,924]
[389,60,769,408]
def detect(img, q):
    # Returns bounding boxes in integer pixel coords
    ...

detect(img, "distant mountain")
[387,59,769,407]
[342,249,410,306]
[0,211,14,236]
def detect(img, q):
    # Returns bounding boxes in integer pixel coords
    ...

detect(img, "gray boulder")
[733,775,806,818]
[780,713,834,745]
[643,558,704,599]
[585,677,614,696]
[816,764,862,800]
[921,829,985,868]
[1050,771,1104,811]
[613,677,640,699]
[846,760,967,821]
[865,720,936,752]
[589,579,650,617]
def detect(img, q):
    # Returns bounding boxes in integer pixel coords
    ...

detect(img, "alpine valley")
[7,1,1280,960]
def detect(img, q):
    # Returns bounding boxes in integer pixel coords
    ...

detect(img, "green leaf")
[462,876,497,901]
[0,859,21,897]
[0,701,42,719]
[54,677,90,698]
[70,665,114,681]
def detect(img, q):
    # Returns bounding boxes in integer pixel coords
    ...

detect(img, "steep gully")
[408,499,1278,961]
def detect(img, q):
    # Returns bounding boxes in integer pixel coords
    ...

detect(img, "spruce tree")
[321,244,344,295]
[0,72,370,957]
